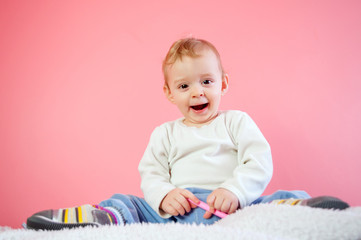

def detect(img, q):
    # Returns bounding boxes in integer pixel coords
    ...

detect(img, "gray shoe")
[271,196,349,210]
[302,196,350,210]
[26,204,118,230]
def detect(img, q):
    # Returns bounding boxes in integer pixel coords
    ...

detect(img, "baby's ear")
[163,84,175,103]
[221,74,229,96]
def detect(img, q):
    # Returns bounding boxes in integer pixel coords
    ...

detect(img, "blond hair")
[162,38,225,84]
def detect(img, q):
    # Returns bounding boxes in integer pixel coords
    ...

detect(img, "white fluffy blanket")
[1,204,361,240]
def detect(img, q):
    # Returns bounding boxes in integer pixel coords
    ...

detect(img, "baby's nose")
[191,86,204,97]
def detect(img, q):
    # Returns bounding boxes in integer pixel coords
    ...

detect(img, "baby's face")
[164,49,228,127]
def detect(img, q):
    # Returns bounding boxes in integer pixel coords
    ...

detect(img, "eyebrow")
[200,73,215,78]
[174,73,215,83]
[174,78,187,85]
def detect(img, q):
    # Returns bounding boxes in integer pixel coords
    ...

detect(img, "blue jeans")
[99,188,310,225]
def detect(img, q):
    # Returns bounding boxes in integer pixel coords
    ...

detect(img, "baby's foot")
[26,204,123,230]
[271,196,349,210]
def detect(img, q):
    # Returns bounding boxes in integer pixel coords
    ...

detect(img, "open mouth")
[191,103,208,111]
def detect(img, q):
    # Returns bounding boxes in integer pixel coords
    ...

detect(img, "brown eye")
[203,80,211,85]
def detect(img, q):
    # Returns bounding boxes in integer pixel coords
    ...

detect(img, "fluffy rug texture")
[1,204,361,240]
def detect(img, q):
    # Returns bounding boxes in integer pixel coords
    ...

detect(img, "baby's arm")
[160,188,199,216]
[139,126,177,217]
[218,111,273,209]
[203,188,239,219]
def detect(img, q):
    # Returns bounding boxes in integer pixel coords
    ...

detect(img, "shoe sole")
[27,215,99,230]
[305,196,350,210]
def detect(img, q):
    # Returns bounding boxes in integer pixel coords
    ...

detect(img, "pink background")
[1,0,360,228]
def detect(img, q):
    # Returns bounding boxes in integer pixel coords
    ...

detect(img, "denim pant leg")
[99,194,169,224]
[99,188,222,225]
[251,190,311,205]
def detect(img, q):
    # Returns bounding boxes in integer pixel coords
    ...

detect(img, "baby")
[26,37,349,230]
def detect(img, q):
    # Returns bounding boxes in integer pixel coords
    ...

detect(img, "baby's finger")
[220,200,231,213]
[181,189,200,205]
[176,195,192,213]
[164,204,179,216]
[214,195,224,211]
[189,202,197,208]
[180,189,200,210]
[207,194,216,208]
[203,210,213,219]
[228,202,239,214]
[171,200,186,216]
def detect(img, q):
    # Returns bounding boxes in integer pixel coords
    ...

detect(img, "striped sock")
[270,196,349,210]
[270,199,303,206]
[27,204,124,230]
[93,205,125,225]
[55,205,116,225]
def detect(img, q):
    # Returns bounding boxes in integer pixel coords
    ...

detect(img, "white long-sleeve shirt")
[138,110,273,218]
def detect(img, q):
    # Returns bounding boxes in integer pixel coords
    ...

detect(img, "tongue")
[192,103,207,110]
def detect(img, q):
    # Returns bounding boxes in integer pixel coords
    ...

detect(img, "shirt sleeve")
[220,111,273,208]
[138,125,176,218]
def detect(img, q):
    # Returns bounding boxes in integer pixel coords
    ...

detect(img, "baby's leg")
[98,194,170,224]
[26,193,172,230]
[252,190,311,204]
[252,190,349,210]
[270,196,349,209]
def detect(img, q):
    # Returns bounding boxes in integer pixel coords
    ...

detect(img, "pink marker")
[188,199,228,218]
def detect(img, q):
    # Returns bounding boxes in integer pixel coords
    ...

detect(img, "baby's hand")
[160,188,199,216]
[204,188,239,219]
